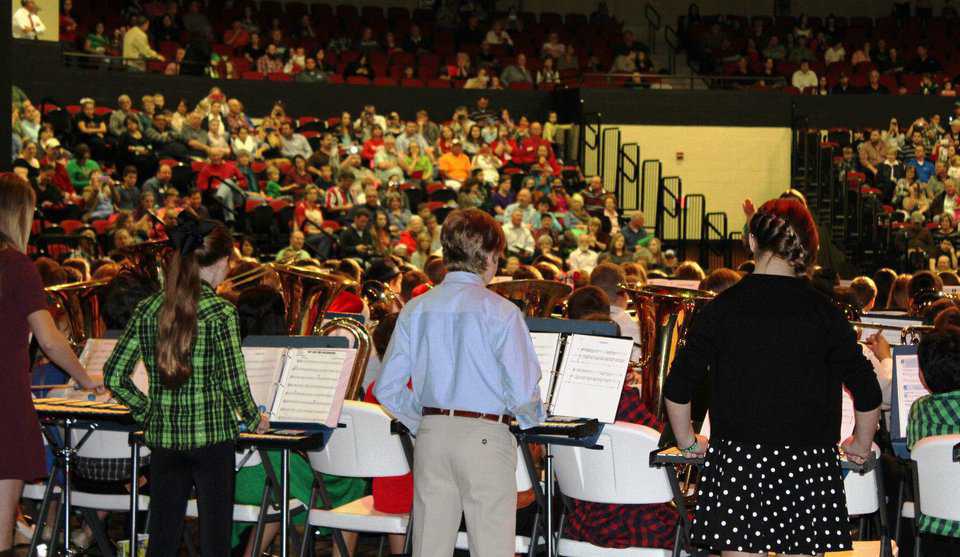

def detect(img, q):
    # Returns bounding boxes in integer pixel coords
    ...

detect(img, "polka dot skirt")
[692,438,852,556]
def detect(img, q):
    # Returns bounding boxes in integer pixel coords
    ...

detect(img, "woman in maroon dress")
[0,173,102,555]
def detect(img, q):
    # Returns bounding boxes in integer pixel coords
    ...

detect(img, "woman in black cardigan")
[664,198,882,556]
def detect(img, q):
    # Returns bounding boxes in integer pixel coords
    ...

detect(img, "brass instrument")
[361,280,404,323]
[275,264,355,335]
[117,240,172,283]
[46,278,111,350]
[851,321,935,345]
[316,318,372,400]
[622,284,714,423]
[909,288,951,317]
[487,279,573,317]
[228,253,303,289]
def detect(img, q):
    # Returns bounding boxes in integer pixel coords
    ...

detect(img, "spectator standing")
[13,0,46,39]
[123,16,165,72]
[909,145,936,183]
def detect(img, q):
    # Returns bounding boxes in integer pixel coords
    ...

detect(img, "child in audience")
[907,314,960,553]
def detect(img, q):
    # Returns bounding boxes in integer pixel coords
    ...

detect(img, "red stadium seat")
[401,78,425,87]
[91,220,111,235]
[242,71,266,80]
[426,79,450,88]
[60,219,85,234]
[373,77,397,86]
[509,81,534,90]
[346,76,371,85]
[268,72,294,81]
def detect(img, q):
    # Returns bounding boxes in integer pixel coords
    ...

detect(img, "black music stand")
[521,318,620,557]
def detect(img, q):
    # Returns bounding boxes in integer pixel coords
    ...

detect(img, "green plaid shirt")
[907,391,960,538]
[104,283,261,450]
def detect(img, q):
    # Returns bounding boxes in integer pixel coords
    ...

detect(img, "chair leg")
[894,480,905,549]
[46,496,64,557]
[83,509,114,557]
[376,535,385,557]
[182,521,198,557]
[28,481,58,557]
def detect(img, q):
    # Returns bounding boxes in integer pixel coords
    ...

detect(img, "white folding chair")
[184,449,305,556]
[70,429,151,557]
[303,401,412,557]
[910,433,960,557]
[552,422,673,557]
[454,445,543,554]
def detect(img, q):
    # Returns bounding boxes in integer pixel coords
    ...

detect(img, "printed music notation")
[529,332,562,404]
[79,338,149,395]
[840,388,856,440]
[550,334,632,423]
[894,352,928,439]
[242,347,287,410]
[272,348,356,427]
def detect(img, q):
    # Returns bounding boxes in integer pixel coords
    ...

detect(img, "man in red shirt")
[196,151,247,224]
[516,121,554,166]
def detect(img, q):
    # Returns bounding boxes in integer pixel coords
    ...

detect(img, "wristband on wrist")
[680,438,699,452]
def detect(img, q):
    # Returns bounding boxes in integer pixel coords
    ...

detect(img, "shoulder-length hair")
[0,172,36,253]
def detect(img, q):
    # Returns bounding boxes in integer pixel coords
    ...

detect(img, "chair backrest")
[552,422,672,505]
[73,428,151,459]
[236,448,262,468]
[515,446,532,491]
[912,433,960,522]
[843,444,881,517]
[307,400,410,478]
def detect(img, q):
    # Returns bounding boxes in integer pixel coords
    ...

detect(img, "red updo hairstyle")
[748,198,819,275]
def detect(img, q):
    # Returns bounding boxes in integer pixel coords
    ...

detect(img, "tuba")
[274,264,355,335]
[487,279,573,317]
[621,284,714,423]
[117,240,172,284]
[908,288,949,318]
[316,318,372,401]
[361,280,404,324]
[46,278,112,351]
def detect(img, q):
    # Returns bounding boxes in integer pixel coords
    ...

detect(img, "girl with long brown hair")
[104,211,268,557]
[0,173,102,557]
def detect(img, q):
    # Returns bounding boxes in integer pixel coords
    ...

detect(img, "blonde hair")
[0,173,36,252]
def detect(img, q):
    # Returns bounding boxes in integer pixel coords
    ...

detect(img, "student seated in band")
[906,308,960,554]
[562,289,683,550]
[233,286,367,557]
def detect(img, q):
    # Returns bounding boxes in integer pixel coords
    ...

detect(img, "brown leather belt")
[422,406,511,424]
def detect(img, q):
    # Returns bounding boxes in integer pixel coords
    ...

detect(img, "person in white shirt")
[589,263,641,351]
[791,60,818,90]
[567,233,599,276]
[502,209,535,261]
[13,0,46,39]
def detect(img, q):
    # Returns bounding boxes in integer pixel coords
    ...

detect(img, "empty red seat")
[373,77,397,86]
[400,78,425,87]
[60,219,85,235]
[346,76,371,85]
[268,72,294,81]
[426,79,450,88]
[242,71,266,80]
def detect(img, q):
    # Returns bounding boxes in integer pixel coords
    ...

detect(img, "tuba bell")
[274,264,356,335]
[316,317,372,401]
[908,288,949,318]
[117,240,172,284]
[361,280,404,324]
[487,279,573,317]
[621,284,714,423]
[45,278,112,351]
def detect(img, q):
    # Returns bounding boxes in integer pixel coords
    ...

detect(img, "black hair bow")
[167,211,216,256]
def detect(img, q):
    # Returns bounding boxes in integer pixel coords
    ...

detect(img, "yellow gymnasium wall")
[598,125,793,236]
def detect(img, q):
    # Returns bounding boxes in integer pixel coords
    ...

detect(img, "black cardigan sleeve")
[663,305,716,405]
[827,309,883,412]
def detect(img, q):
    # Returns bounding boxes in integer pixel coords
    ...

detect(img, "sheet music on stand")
[840,388,856,440]
[59,336,149,401]
[890,344,928,441]
[528,328,632,424]
[242,336,354,429]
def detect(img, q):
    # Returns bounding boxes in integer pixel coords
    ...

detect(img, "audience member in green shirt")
[66,144,101,193]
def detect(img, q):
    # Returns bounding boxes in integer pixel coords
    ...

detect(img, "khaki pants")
[412,415,518,557]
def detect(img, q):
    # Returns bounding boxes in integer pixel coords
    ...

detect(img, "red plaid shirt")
[563,385,679,549]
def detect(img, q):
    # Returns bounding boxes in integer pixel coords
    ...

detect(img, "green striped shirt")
[907,391,960,538]
[104,283,261,450]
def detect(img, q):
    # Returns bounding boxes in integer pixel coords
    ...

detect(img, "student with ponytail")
[104,210,268,557]
[0,173,103,557]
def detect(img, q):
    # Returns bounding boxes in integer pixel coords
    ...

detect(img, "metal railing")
[601,126,621,191]
[657,175,684,256]
[684,193,706,246]
[644,3,661,54]
[578,112,603,178]
[701,212,730,270]
[616,142,641,211]
[641,159,662,229]
[663,24,679,74]
[576,72,788,90]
